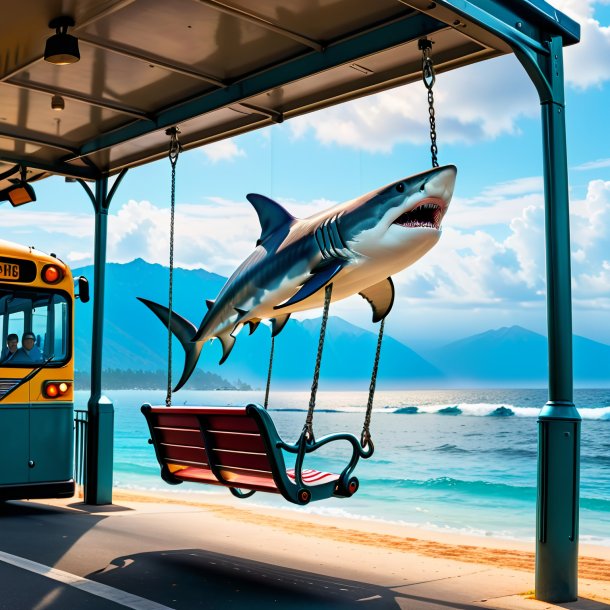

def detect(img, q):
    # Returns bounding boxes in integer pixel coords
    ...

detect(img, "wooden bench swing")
[142,283,380,505]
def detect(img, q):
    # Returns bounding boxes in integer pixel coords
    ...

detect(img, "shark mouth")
[393,197,446,230]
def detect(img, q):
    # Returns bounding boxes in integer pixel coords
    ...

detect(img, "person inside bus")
[0,333,19,363]
[11,332,43,364]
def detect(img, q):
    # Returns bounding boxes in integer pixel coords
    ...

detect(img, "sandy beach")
[95,488,610,607]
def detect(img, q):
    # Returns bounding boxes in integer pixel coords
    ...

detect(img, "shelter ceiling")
[0,0,579,190]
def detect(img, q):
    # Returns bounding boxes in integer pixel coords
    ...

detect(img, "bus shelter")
[0,0,580,602]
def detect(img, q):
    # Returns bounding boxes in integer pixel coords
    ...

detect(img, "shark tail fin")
[137,297,203,392]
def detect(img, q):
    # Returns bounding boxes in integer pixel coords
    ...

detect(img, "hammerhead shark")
[139,164,456,390]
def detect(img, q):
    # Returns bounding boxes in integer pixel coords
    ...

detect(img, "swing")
[142,283,380,505]
[143,39,440,504]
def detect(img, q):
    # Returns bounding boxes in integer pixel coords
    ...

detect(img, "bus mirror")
[76,276,90,303]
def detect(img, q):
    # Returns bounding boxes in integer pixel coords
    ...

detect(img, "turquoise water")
[75,388,610,544]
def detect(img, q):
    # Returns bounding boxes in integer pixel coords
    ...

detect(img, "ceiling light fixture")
[44,16,80,65]
[51,94,65,111]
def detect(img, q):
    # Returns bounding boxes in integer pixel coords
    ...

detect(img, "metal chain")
[165,127,181,407]
[263,334,275,409]
[418,38,439,168]
[304,283,333,441]
[361,317,385,448]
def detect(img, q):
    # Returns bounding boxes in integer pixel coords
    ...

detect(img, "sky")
[1,1,610,351]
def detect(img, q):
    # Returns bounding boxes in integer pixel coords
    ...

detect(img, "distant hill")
[72,261,610,388]
[425,325,610,387]
[73,259,444,389]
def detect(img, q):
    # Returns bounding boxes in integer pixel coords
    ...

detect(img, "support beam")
[75,12,446,158]
[5,79,153,121]
[193,0,324,52]
[82,169,128,505]
[534,38,580,603]
[79,34,227,88]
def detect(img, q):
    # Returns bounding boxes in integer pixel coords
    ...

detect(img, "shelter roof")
[0,0,579,190]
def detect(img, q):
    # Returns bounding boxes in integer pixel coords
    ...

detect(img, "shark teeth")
[393,199,446,230]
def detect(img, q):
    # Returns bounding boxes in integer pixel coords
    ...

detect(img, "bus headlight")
[41,264,64,284]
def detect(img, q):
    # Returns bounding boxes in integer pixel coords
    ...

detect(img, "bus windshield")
[0,288,70,367]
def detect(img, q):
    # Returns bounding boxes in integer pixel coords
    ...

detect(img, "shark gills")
[139,164,456,391]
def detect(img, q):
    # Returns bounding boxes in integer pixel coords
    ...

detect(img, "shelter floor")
[0,493,608,610]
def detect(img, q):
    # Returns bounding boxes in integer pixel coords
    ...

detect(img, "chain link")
[165,127,181,407]
[418,39,439,168]
[264,335,275,409]
[304,283,333,442]
[361,317,384,448]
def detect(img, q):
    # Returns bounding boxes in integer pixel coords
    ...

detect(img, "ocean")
[75,388,610,545]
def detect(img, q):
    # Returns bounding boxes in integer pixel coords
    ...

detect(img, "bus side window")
[53,299,67,360]
[32,305,48,357]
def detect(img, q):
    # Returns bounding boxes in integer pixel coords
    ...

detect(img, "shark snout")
[424,165,457,203]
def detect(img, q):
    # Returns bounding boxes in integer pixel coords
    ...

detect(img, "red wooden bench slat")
[174,466,280,493]
[155,427,203,446]
[212,448,272,472]
[205,415,260,433]
[154,413,200,429]
[149,406,248,416]
[209,430,266,452]
[172,467,220,485]
[161,443,207,465]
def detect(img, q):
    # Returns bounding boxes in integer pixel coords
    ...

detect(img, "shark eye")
[395,183,405,193]
[419,183,426,192]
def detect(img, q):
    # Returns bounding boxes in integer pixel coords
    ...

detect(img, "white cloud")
[288,1,610,153]
[392,174,610,311]
[555,0,610,89]
[67,251,92,263]
[289,55,538,152]
[0,209,91,237]
[202,138,246,163]
[573,157,610,171]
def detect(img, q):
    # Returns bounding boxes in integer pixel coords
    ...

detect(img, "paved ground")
[0,497,607,610]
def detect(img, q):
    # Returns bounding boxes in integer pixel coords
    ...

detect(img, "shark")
[139,164,456,391]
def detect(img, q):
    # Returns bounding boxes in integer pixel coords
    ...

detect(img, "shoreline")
[107,487,610,584]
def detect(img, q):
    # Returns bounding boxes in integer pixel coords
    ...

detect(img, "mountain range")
[73,259,610,388]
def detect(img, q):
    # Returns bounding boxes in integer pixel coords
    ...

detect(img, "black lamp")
[0,166,37,207]
[44,16,80,65]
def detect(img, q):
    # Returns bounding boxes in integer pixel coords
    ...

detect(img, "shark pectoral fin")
[359,277,395,323]
[270,314,290,337]
[218,334,236,365]
[246,193,295,243]
[275,261,344,310]
[137,297,203,392]
[247,319,261,335]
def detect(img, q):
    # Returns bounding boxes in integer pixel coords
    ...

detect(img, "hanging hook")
[166,126,182,167]
[418,38,439,168]
[418,38,436,90]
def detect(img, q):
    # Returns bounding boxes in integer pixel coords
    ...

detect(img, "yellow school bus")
[0,239,88,500]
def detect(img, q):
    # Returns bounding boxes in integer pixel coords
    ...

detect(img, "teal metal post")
[535,39,580,603]
[81,170,127,505]
[85,176,114,505]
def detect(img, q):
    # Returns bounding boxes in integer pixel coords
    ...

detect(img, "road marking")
[0,551,173,610]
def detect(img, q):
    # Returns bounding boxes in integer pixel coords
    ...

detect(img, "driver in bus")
[11,331,43,364]
[0,333,19,363]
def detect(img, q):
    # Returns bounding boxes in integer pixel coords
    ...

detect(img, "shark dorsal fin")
[246,193,295,244]
[206,299,215,310]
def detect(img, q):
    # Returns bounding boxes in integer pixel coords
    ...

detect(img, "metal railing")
[74,409,88,487]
